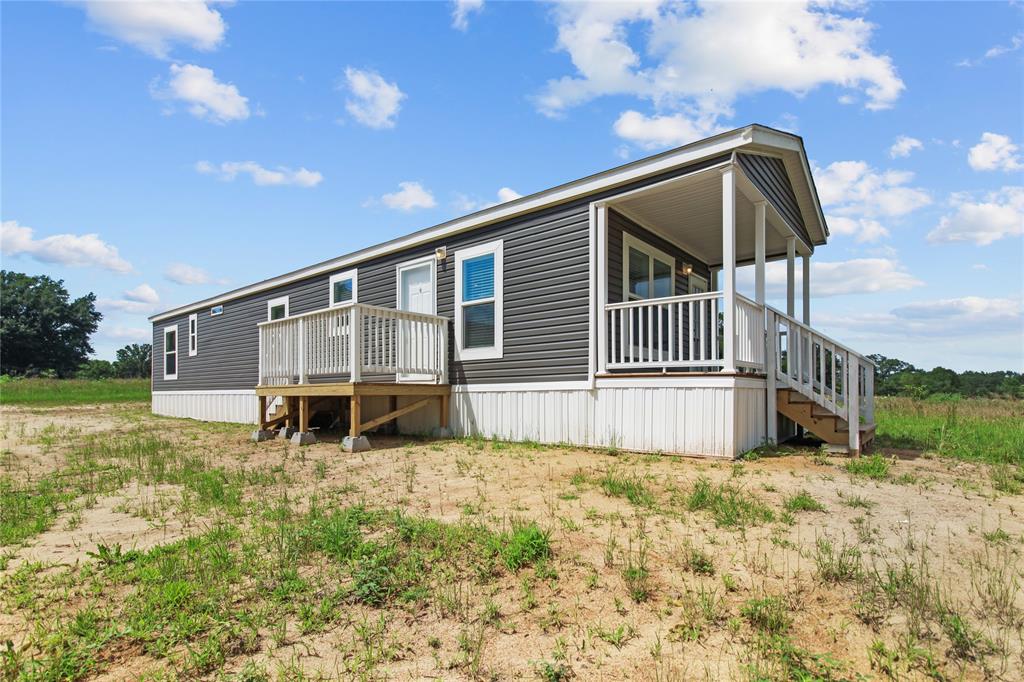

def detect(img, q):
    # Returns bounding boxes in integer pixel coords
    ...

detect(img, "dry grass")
[1,403,1022,681]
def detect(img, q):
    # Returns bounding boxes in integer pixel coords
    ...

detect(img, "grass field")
[0,378,150,406]
[1,397,1021,680]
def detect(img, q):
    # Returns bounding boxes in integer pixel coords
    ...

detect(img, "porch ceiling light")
[679,263,693,276]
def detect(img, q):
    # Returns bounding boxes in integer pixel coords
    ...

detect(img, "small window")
[163,325,178,380]
[330,269,358,306]
[267,295,289,321]
[455,240,503,360]
[623,233,674,301]
[188,314,198,356]
[210,305,223,316]
[689,273,708,295]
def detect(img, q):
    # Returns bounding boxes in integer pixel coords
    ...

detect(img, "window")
[455,240,503,360]
[163,325,178,380]
[210,305,223,316]
[329,269,358,306]
[689,273,708,295]
[188,314,198,356]
[623,233,674,301]
[267,296,289,321]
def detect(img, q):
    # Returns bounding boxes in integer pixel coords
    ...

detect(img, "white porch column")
[721,165,737,373]
[785,236,796,318]
[754,201,767,306]
[802,253,811,325]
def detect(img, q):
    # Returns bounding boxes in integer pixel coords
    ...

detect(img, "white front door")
[397,259,436,382]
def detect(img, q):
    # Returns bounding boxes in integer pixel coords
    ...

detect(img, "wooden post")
[720,165,737,373]
[440,394,449,429]
[258,394,267,430]
[299,396,309,433]
[285,397,295,429]
[350,395,362,437]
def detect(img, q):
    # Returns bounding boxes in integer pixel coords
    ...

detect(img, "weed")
[686,477,774,528]
[783,490,826,513]
[741,596,790,635]
[814,537,861,583]
[845,454,891,480]
[598,468,655,507]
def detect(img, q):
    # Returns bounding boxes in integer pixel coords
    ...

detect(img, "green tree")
[77,359,116,379]
[0,271,102,377]
[114,343,151,378]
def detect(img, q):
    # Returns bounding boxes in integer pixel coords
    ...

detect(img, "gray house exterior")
[150,125,876,457]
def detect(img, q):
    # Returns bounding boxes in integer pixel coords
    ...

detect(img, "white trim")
[329,269,358,306]
[152,389,256,396]
[595,203,608,378]
[188,313,198,357]
[149,127,774,324]
[448,375,766,392]
[588,203,598,388]
[163,325,178,381]
[396,255,438,382]
[455,239,504,361]
[267,295,289,321]
[622,232,675,301]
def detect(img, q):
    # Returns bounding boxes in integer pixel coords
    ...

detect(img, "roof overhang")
[150,124,828,323]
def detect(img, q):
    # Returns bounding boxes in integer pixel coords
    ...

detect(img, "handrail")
[258,301,449,328]
[765,304,874,367]
[604,290,721,311]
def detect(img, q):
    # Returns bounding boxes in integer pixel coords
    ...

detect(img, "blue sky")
[2,1,1022,371]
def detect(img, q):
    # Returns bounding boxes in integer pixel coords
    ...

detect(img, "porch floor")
[255,382,450,438]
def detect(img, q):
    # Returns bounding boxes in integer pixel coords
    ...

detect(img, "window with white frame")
[267,295,289,321]
[163,325,178,380]
[329,269,357,306]
[188,313,198,356]
[455,240,503,360]
[623,233,674,301]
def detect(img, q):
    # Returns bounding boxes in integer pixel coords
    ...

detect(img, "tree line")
[1,271,151,379]
[868,354,1023,399]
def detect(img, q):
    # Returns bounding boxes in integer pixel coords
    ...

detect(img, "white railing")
[604,291,765,371]
[766,305,875,449]
[258,303,448,385]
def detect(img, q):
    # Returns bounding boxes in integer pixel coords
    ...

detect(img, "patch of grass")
[783,490,826,513]
[874,396,1024,466]
[0,378,150,405]
[686,476,774,528]
[495,520,552,571]
[844,454,890,480]
[598,468,655,507]
[681,543,715,576]
[741,595,790,635]
[989,463,1023,495]
[813,537,861,583]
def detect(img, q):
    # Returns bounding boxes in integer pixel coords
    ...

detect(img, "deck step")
[776,388,873,451]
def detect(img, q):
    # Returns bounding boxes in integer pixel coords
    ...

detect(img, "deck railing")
[258,303,448,385]
[604,291,765,371]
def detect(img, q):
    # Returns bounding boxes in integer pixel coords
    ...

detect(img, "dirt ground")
[1,404,1021,681]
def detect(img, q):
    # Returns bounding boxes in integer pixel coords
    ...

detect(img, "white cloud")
[888,135,923,158]
[971,263,989,271]
[343,67,405,129]
[538,1,903,147]
[195,160,323,187]
[378,182,436,211]
[153,63,249,124]
[453,186,523,212]
[102,324,152,343]
[826,216,890,243]
[814,160,931,218]
[78,0,227,59]
[451,0,484,31]
[164,262,225,285]
[927,186,1024,246]
[101,283,161,314]
[967,132,1022,172]
[743,258,922,298]
[821,297,1023,338]
[612,110,724,149]
[1,220,133,273]
[957,32,1023,67]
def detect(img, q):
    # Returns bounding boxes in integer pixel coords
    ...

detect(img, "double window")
[623,233,674,301]
[455,239,503,360]
[188,313,198,356]
[163,325,178,380]
[330,269,358,306]
[267,295,289,321]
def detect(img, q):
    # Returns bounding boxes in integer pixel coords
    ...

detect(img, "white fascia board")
[149,127,758,323]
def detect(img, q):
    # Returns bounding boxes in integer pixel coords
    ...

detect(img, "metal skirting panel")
[152,391,259,424]
[451,383,767,458]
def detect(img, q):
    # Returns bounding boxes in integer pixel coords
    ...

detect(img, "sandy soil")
[1,404,1021,681]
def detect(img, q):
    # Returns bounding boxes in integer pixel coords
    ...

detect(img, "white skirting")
[152,390,259,424]
[151,377,768,458]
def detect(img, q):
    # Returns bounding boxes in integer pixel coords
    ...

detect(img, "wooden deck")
[255,382,450,438]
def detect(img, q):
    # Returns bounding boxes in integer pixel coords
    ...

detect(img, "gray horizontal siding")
[154,153,731,392]
[736,153,811,247]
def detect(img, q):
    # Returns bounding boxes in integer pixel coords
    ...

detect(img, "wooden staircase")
[776,388,875,451]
